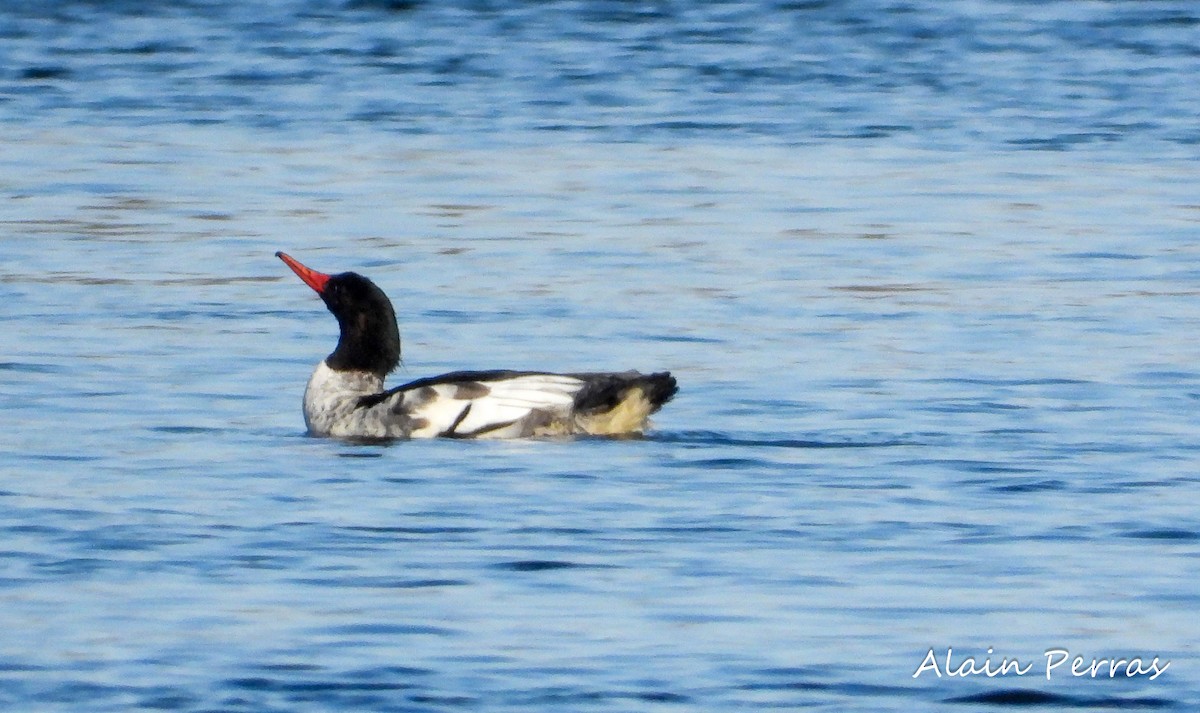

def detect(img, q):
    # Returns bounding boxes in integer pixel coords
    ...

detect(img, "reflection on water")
[2,1,1199,712]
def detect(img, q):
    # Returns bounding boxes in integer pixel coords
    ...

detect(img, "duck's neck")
[325,309,401,379]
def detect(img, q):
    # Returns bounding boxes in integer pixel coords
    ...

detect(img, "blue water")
[2,1,1199,711]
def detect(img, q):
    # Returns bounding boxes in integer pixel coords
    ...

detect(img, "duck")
[276,252,677,439]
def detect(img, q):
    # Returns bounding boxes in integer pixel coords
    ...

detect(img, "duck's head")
[277,251,401,378]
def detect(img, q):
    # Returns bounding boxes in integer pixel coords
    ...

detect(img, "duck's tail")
[571,371,678,436]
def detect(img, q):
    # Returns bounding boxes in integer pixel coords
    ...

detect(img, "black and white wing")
[363,369,678,439]
[376,370,586,439]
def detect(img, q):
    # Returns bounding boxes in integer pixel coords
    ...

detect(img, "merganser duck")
[277,252,677,439]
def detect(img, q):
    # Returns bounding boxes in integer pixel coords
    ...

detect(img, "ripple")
[227,676,417,693]
[1123,528,1200,542]
[1063,252,1146,261]
[34,558,109,575]
[319,623,458,637]
[19,66,71,80]
[290,576,469,589]
[342,525,484,536]
[491,560,591,572]
[652,430,912,449]
[514,686,692,705]
[0,361,65,374]
[990,479,1068,493]
[666,456,771,470]
[25,453,101,463]
[945,689,1175,708]
[147,425,227,435]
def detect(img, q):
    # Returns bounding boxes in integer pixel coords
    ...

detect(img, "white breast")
[303,361,391,438]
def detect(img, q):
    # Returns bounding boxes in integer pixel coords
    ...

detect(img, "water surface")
[2,1,1199,711]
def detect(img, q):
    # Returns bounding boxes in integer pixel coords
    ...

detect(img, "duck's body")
[277,252,677,440]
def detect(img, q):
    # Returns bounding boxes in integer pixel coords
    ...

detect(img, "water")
[2,1,1199,710]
